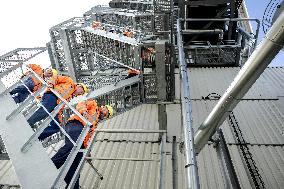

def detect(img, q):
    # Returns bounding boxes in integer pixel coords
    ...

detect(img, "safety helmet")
[45,68,58,76]
[51,69,58,76]
[105,105,114,118]
[77,83,89,94]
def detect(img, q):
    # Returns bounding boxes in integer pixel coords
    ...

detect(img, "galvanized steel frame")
[176,19,200,189]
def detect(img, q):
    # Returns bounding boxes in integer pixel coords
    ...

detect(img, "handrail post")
[176,19,200,189]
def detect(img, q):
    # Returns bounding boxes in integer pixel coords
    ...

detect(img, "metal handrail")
[181,18,260,49]
[0,62,94,188]
[176,19,200,189]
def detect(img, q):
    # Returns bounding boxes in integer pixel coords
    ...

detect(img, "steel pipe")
[96,129,167,133]
[182,18,260,47]
[194,10,284,153]
[177,20,200,189]
[182,29,223,35]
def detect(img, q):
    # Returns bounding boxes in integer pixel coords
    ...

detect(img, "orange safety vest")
[24,64,43,92]
[68,99,101,147]
[47,75,76,123]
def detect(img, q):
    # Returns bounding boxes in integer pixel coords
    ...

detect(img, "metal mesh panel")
[50,30,68,71]
[96,82,142,113]
[109,0,154,11]
[0,136,7,154]
[154,0,171,12]
[154,14,169,33]
[84,30,141,69]
[0,61,19,73]
[0,48,46,62]
[78,75,125,90]
[85,9,154,33]
[186,46,240,66]
[143,74,157,102]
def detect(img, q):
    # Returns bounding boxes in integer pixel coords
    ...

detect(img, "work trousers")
[10,77,35,103]
[51,120,84,189]
[27,92,60,140]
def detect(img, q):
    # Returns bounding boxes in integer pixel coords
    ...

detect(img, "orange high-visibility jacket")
[48,75,76,102]
[47,75,76,123]
[24,64,44,92]
[68,99,101,147]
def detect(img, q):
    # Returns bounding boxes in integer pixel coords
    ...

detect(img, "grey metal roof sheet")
[191,100,284,145]
[174,67,284,100]
[96,104,159,142]
[228,145,284,189]
[81,141,160,189]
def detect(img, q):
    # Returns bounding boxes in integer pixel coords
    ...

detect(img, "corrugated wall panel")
[174,67,284,100]
[229,145,284,189]
[96,104,159,142]
[81,141,160,189]
[191,100,284,145]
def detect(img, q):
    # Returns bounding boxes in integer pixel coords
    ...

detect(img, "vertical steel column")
[176,19,200,189]
[216,129,241,189]
[155,41,167,131]
[59,29,78,81]
[172,136,178,189]
[194,10,284,153]
[159,133,166,189]
[46,42,57,70]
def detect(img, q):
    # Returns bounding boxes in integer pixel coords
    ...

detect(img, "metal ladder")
[0,55,94,188]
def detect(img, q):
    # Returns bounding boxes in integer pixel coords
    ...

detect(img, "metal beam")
[59,29,78,82]
[70,75,140,105]
[194,10,284,153]
[96,129,167,133]
[86,157,160,162]
[155,41,168,132]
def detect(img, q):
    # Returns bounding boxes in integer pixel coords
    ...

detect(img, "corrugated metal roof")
[228,145,284,189]
[175,67,284,100]
[191,100,284,145]
[96,104,159,142]
[81,141,160,189]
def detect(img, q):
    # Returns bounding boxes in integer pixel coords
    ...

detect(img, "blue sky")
[246,0,284,66]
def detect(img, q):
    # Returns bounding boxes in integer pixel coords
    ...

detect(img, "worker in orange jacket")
[10,64,44,103]
[27,74,89,140]
[10,66,58,103]
[51,99,113,189]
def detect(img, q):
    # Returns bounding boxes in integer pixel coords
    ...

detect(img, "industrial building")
[0,0,283,188]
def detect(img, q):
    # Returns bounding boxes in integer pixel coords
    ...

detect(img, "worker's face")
[44,69,53,78]
[100,106,109,119]
[74,85,85,96]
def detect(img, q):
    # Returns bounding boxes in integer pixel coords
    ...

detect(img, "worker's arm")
[28,64,43,76]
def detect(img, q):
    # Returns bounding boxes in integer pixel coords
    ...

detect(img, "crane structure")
[0,0,284,189]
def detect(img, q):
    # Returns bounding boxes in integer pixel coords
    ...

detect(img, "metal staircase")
[0,46,167,188]
[0,49,101,188]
